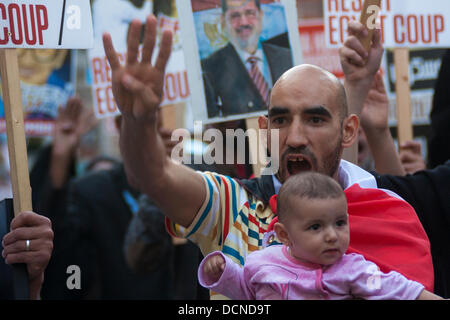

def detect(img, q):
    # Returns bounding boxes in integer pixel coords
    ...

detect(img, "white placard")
[177,0,302,125]
[88,0,191,119]
[323,0,450,48]
[0,0,93,49]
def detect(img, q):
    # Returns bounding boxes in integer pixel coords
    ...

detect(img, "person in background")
[358,72,426,175]
[428,49,450,169]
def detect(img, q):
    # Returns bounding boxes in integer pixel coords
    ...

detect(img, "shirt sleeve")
[198,251,255,300]
[346,254,425,300]
[165,171,245,256]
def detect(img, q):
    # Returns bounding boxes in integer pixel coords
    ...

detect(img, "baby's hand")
[203,254,225,284]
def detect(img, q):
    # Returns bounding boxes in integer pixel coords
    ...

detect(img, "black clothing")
[428,49,450,168]
[47,164,175,299]
[374,161,450,298]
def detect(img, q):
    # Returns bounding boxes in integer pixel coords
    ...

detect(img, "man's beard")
[227,24,260,52]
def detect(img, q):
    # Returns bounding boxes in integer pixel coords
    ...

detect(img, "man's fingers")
[127,19,143,65]
[401,141,422,154]
[371,28,382,50]
[2,225,53,248]
[345,35,368,60]
[2,238,49,257]
[154,29,173,73]
[141,15,157,65]
[374,71,386,93]
[103,33,121,70]
[121,74,159,108]
[9,212,51,231]
[340,46,365,67]
[348,20,368,38]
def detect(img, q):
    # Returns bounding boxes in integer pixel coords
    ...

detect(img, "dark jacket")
[374,161,450,298]
[55,164,175,299]
[429,50,450,168]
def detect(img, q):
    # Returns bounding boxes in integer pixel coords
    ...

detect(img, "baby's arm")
[198,251,255,299]
[344,254,429,300]
[416,289,444,300]
[201,253,226,285]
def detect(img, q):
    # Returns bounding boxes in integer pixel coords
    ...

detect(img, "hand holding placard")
[0,0,93,300]
[358,0,382,52]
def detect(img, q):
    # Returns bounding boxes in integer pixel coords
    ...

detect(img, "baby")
[198,172,443,300]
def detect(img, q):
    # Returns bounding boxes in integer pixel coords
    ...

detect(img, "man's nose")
[286,119,308,149]
[239,13,252,26]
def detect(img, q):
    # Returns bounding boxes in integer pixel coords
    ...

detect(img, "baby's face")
[283,195,349,266]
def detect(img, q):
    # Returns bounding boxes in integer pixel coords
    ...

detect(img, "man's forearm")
[119,116,206,228]
[365,128,405,176]
[343,80,373,164]
[50,151,74,189]
[120,116,167,194]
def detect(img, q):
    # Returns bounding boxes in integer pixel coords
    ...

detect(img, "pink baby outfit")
[198,245,424,300]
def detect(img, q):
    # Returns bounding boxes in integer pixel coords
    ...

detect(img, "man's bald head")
[271,64,348,122]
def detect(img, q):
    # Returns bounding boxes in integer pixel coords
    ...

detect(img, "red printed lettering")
[35,5,48,45]
[0,4,48,46]
[22,4,37,45]
[0,4,8,45]
[394,14,445,45]
[9,4,23,45]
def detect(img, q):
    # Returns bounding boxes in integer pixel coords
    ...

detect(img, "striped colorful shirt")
[166,171,278,299]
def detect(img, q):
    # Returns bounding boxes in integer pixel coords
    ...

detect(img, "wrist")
[28,274,44,300]
[362,124,390,139]
[121,110,159,128]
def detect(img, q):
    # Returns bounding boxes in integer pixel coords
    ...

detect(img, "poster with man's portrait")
[0,49,74,137]
[177,0,302,124]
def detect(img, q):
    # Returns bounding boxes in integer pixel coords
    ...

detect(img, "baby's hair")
[277,172,345,222]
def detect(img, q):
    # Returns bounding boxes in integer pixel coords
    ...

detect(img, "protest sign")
[177,0,302,126]
[88,0,190,119]
[0,0,93,218]
[0,50,75,136]
[323,0,449,48]
[0,0,93,49]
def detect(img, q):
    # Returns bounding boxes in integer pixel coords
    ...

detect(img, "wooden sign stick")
[0,49,33,217]
[358,0,382,51]
[394,48,413,146]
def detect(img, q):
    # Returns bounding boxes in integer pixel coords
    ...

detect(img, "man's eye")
[309,117,324,124]
[230,12,242,20]
[245,10,257,17]
[272,117,285,125]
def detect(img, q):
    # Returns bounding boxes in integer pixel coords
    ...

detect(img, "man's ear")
[341,114,359,149]
[258,115,268,130]
[274,222,291,247]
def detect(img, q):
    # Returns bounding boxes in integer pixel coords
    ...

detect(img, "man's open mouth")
[286,155,312,176]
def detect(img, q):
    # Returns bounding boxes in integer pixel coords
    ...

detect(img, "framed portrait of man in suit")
[177,0,303,124]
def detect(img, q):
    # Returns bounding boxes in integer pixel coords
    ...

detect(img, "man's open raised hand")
[101,15,205,229]
[102,15,172,124]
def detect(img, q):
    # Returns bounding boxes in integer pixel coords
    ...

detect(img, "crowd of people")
[1,0,450,300]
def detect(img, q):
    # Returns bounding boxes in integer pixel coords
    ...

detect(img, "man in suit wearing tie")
[202,0,293,118]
